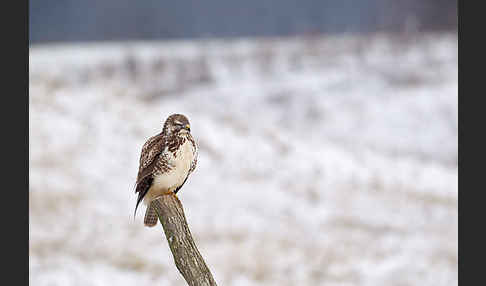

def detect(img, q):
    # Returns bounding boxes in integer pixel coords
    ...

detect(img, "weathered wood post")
[152,195,218,286]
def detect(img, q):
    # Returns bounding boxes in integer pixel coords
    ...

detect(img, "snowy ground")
[29,32,457,286]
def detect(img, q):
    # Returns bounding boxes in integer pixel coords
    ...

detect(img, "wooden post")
[152,195,217,286]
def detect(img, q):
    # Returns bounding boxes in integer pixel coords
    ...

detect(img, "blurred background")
[29,1,458,286]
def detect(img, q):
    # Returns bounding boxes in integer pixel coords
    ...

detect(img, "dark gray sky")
[29,0,457,43]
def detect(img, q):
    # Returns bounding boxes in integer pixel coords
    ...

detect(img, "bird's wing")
[136,133,165,185]
[188,135,198,175]
[134,133,166,217]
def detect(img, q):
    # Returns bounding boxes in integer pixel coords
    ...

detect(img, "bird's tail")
[144,201,158,227]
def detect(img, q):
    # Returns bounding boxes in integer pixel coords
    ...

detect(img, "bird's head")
[163,114,191,135]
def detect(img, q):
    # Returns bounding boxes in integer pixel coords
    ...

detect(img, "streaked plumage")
[134,114,198,227]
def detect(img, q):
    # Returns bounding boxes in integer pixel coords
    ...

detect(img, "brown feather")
[144,202,158,227]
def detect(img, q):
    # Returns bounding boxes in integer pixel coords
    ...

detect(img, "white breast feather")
[144,140,195,204]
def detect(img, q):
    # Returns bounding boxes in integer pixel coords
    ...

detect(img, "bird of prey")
[134,114,198,227]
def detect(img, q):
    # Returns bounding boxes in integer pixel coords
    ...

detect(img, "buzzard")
[134,114,198,227]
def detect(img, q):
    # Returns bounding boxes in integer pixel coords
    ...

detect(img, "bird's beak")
[185,124,191,132]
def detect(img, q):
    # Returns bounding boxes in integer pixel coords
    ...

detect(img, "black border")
[458,0,470,284]
[4,0,28,284]
[457,0,461,282]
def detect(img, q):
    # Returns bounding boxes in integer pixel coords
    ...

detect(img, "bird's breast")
[151,140,194,194]
[170,140,194,176]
